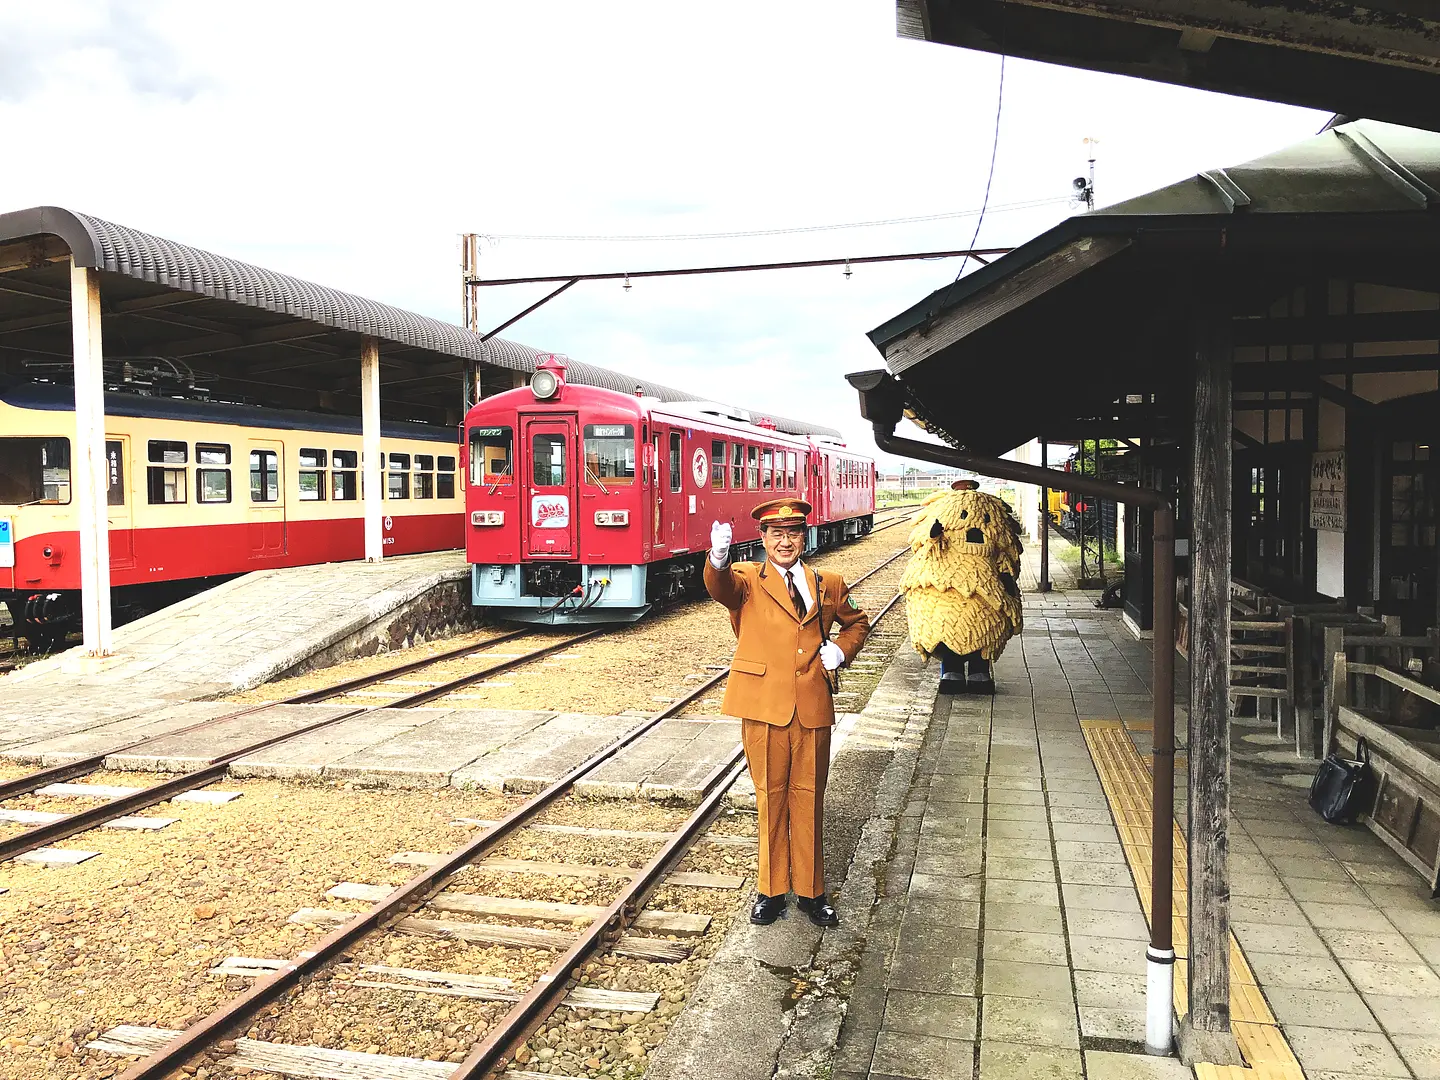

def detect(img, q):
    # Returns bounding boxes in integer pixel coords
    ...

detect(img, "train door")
[650,428,667,557]
[105,437,135,570]
[813,451,829,523]
[523,417,577,558]
[247,441,287,558]
[666,428,685,552]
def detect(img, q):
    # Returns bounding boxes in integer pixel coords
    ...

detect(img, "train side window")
[533,434,566,486]
[147,440,187,504]
[331,449,358,500]
[711,440,726,490]
[584,424,636,486]
[298,447,327,502]
[786,451,797,490]
[668,431,682,493]
[387,452,411,499]
[469,427,513,488]
[437,455,457,499]
[731,443,744,489]
[195,442,232,504]
[747,445,759,490]
[761,448,773,491]
[249,450,279,503]
[414,453,435,499]
[0,437,71,505]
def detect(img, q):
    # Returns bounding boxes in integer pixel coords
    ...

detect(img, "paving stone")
[1060,883,1142,913]
[1057,860,1135,887]
[985,878,1060,907]
[1050,822,1120,844]
[232,707,433,778]
[984,929,1069,967]
[1395,1035,1440,1078]
[1052,840,1125,863]
[870,1029,973,1079]
[1231,919,1329,956]
[1317,928,1426,964]
[985,855,1057,882]
[982,960,1074,1002]
[906,872,982,902]
[1077,1005,1145,1041]
[981,995,1080,1049]
[1365,994,1440,1037]
[881,989,978,1040]
[1074,970,1146,1009]
[450,712,625,792]
[1338,959,1440,996]
[1285,1025,1411,1076]
[1245,951,1351,992]
[1082,1049,1191,1079]
[1266,987,1381,1030]
[323,709,554,787]
[1063,909,1149,941]
[985,901,1064,935]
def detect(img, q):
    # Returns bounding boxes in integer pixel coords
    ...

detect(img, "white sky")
[2,1,1328,468]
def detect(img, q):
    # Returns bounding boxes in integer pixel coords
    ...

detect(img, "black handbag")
[1308,738,1373,825]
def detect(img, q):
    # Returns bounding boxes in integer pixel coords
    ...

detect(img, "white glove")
[709,520,732,568]
[820,641,845,671]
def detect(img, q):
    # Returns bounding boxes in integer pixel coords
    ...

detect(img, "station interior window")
[147,440,187,504]
[331,449,358,501]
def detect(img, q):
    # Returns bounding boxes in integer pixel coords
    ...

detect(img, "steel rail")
[113,544,909,1080]
[0,628,537,804]
[0,629,601,864]
[462,567,910,1075]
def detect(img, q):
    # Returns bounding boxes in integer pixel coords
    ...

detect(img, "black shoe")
[750,893,787,925]
[796,893,839,928]
[966,675,995,695]
[938,677,968,695]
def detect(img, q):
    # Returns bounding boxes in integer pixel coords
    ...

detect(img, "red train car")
[466,356,875,622]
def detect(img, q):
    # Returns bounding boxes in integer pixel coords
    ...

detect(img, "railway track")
[80,542,913,1080]
[0,626,598,864]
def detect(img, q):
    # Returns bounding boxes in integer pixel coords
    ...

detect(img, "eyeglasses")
[767,527,805,540]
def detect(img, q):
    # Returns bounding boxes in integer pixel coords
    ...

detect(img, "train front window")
[332,449,358,501]
[0,437,71,505]
[469,426,513,488]
[533,434,566,486]
[249,450,279,503]
[584,424,635,486]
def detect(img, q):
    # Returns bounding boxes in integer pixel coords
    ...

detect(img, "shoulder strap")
[813,569,830,644]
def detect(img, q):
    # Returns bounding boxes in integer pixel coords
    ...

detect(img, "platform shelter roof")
[0,206,838,436]
[862,119,1440,453]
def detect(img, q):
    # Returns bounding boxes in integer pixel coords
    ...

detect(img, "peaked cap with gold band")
[751,498,812,526]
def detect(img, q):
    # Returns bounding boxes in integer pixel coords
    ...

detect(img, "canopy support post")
[361,336,383,563]
[71,261,112,657]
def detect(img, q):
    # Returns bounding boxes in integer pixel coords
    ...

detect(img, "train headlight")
[530,368,559,400]
[471,510,505,526]
[594,510,629,526]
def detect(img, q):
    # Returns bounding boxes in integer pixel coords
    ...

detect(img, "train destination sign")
[1309,450,1345,533]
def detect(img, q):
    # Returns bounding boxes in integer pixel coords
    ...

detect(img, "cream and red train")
[0,382,462,645]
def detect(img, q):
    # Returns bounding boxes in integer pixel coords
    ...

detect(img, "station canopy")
[0,206,839,437]
[863,119,1440,453]
[900,1,1440,132]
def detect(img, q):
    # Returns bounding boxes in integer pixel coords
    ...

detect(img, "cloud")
[0,0,205,103]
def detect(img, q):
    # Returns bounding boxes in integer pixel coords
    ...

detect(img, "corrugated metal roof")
[868,120,1440,358]
[0,206,840,438]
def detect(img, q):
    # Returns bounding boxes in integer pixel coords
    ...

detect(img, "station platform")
[653,558,1440,1080]
[0,551,471,753]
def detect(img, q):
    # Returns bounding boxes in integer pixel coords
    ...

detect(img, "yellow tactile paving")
[1081,720,1304,1079]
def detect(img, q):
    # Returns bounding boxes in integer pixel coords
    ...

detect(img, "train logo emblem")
[691,448,708,488]
[531,495,570,528]
[383,516,393,531]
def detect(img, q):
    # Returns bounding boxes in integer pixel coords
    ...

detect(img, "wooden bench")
[1328,652,1440,897]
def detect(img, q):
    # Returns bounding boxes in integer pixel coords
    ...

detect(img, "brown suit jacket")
[704,558,871,728]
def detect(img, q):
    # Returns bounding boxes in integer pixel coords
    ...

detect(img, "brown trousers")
[742,717,831,899]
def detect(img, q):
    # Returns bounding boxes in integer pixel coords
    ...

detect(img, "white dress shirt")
[771,559,814,612]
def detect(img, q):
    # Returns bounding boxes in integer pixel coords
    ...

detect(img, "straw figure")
[901,481,1024,694]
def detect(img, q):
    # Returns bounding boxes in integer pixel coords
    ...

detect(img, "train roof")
[0,381,455,443]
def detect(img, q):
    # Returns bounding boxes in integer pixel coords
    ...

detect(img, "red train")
[465,356,876,622]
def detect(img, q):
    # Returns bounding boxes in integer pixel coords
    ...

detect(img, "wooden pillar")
[361,337,383,563]
[71,262,113,657]
[1181,304,1242,1063]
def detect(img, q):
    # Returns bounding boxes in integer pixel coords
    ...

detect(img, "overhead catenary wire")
[471,195,1067,244]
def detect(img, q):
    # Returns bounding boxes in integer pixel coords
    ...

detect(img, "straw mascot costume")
[902,481,1024,694]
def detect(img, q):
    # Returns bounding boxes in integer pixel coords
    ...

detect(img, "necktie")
[785,569,807,620]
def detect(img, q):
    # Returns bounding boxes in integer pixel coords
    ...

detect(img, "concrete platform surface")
[0,551,469,752]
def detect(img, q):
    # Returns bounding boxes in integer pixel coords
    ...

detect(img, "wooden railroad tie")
[387,851,744,889]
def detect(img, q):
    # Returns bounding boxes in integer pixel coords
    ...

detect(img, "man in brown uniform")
[705,498,870,927]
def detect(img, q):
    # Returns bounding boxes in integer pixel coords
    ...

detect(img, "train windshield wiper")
[585,465,610,496]
[487,465,512,497]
